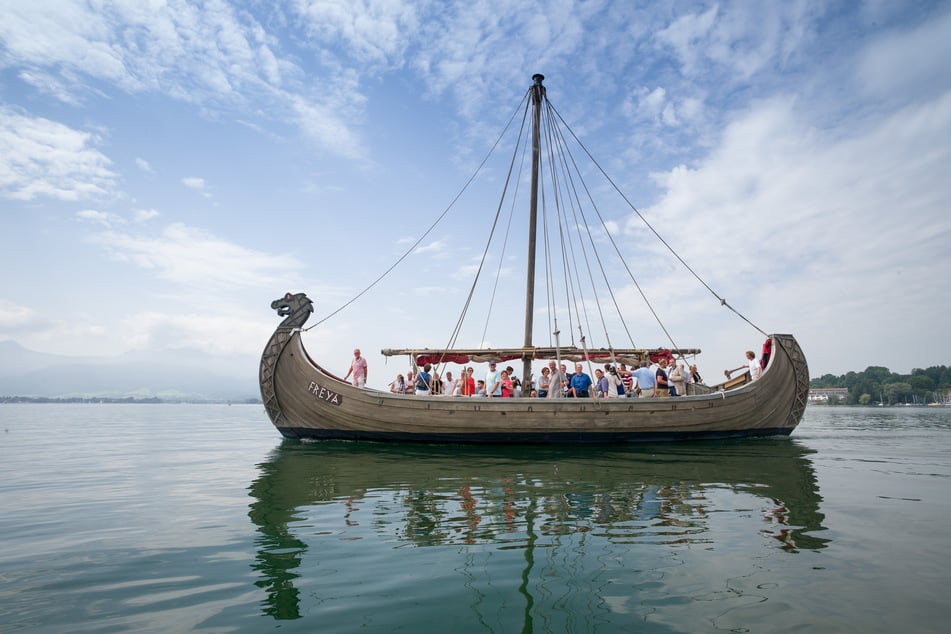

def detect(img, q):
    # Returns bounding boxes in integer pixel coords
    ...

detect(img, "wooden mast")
[522,74,545,394]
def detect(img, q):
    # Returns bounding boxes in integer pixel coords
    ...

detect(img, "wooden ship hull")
[260,296,809,444]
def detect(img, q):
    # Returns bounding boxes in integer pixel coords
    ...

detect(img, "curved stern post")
[772,334,810,429]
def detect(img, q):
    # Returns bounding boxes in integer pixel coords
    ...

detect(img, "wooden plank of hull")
[262,331,809,443]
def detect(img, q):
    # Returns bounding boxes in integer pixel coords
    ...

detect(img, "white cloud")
[292,0,421,66]
[135,158,154,173]
[639,87,666,117]
[655,3,813,81]
[289,89,365,159]
[16,69,82,105]
[0,299,36,328]
[77,207,159,227]
[89,222,305,290]
[0,0,369,158]
[0,106,116,201]
[655,6,720,77]
[856,7,951,101]
[182,177,206,190]
[413,239,447,255]
[119,310,272,356]
[77,209,124,227]
[637,90,951,374]
[406,0,593,116]
[134,208,160,222]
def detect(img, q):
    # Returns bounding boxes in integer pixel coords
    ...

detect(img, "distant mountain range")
[0,340,260,401]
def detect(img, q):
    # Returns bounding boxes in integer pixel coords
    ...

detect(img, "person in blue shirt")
[568,363,593,398]
[485,361,502,397]
[632,361,655,397]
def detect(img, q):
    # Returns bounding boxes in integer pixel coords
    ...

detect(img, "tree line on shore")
[810,365,951,405]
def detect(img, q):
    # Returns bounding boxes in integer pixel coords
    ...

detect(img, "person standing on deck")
[561,363,572,396]
[632,361,655,397]
[344,348,368,388]
[568,363,593,398]
[746,351,762,381]
[689,364,703,384]
[546,361,565,399]
[537,366,551,398]
[485,361,502,397]
[595,369,607,397]
[460,367,476,396]
[443,371,459,396]
[618,363,633,397]
[654,358,671,397]
[669,362,686,396]
[500,369,514,398]
[503,366,521,398]
[603,365,623,398]
[416,363,433,395]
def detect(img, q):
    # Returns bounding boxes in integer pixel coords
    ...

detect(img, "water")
[1,404,949,633]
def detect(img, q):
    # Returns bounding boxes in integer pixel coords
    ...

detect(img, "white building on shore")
[808,387,850,403]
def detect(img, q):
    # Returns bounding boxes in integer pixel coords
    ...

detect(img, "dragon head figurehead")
[270,292,314,329]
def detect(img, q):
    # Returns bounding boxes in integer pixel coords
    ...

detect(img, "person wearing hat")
[485,361,502,397]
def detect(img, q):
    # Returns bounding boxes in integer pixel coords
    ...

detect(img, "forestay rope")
[304,90,527,332]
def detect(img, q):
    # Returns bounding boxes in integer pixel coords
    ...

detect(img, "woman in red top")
[460,367,476,396]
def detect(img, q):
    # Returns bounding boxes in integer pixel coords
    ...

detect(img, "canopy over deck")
[381,346,702,367]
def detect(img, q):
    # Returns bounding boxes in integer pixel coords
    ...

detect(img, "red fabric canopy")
[415,354,475,366]
[648,349,673,365]
[415,351,655,366]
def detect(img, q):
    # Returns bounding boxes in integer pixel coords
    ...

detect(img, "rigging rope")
[478,112,530,348]
[435,89,533,378]
[544,102,618,355]
[548,103,768,338]
[545,103,637,350]
[305,88,530,331]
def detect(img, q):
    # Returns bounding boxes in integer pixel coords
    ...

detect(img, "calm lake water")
[1,404,949,633]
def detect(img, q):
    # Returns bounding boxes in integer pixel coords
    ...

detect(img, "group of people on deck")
[346,345,771,396]
[388,362,524,397]
[347,345,769,396]
[374,355,708,398]
[540,358,705,398]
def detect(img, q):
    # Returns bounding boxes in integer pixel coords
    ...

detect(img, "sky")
[2,0,950,391]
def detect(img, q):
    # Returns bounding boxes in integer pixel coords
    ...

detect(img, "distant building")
[809,387,849,403]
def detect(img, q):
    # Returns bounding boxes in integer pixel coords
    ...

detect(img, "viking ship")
[260,75,809,443]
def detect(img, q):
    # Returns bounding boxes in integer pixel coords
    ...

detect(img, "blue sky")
[2,0,950,389]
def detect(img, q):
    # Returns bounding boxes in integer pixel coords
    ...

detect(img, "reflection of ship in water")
[248,439,827,620]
